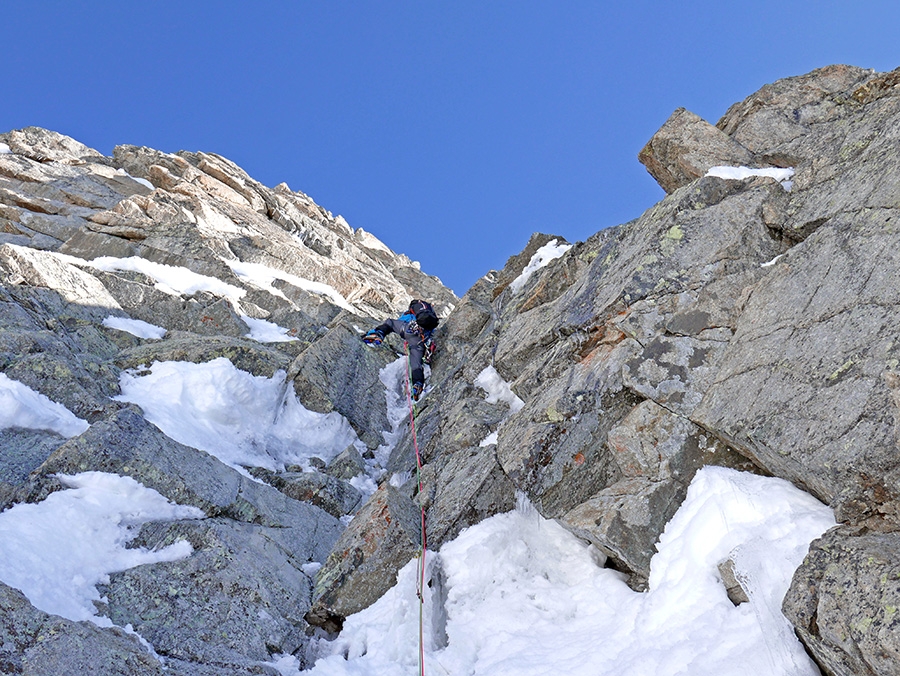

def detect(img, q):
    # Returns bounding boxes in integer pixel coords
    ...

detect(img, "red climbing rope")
[404,341,427,676]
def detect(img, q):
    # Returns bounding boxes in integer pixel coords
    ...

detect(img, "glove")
[423,338,436,365]
[363,330,383,346]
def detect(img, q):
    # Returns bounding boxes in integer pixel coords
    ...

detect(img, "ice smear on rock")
[300,467,834,676]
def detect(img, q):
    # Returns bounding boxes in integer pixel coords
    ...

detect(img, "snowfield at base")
[0,372,89,438]
[102,315,167,339]
[509,238,573,293]
[0,472,203,625]
[300,466,835,676]
[706,165,795,191]
[115,358,362,472]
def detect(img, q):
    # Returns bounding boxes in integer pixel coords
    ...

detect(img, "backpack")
[409,299,439,332]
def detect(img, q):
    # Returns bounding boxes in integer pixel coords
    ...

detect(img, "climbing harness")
[404,341,428,676]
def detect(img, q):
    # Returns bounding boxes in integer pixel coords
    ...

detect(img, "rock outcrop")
[3,63,900,675]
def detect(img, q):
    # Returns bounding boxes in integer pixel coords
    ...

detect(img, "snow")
[115,358,361,472]
[761,253,785,268]
[102,315,167,339]
[115,168,154,190]
[224,258,355,312]
[474,366,524,446]
[479,431,499,447]
[509,238,573,293]
[85,255,247,303]
[706,165,795,192]
[474,365,525,414]
[241,315,299,342]
[301,467,835,676]
[0,372,89,438]
[0,471,203,626]
[0,143,11,154]
[373,357,415,469]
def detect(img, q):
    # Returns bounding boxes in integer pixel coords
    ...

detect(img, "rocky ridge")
[2,63,900,675]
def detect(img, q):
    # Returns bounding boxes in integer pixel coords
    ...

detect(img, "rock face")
[0,127,455,673]
[4,64,900,675]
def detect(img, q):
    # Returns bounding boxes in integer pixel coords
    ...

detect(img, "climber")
[363,299,439,401]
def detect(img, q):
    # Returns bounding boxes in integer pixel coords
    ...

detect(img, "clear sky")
[5,1,899,295]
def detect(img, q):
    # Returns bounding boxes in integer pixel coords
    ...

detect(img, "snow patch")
[0,143,11,154]
[115,358,360,472]
[761,253,785,268]
[83,255,246,302]
[474,365,524,414]
[241,315,299,343]
[224,258,355,312]
[102,315,167,339]
[0,472,203,625]
[706,165,795,192]
[0,373,89,438]
[303,467,834,676]
[509,239,572,293]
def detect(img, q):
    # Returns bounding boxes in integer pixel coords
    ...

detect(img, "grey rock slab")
[420,444,517,546]
[0,581,164,676]
[692,209,900,520]
[288,321,395,449]
[783,527,900,676]
[0,428,67,510]
[100,518,320,671]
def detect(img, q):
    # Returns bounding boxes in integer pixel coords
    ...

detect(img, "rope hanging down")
[404,341,428,676]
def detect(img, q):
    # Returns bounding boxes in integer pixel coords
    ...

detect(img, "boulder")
[308,484,421,628]
[783,527,900,676]
[288,321,395,449]
[0,581,164,676]
[639,107,755,193]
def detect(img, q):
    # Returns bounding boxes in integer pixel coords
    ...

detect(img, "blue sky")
[5,2,899,295]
